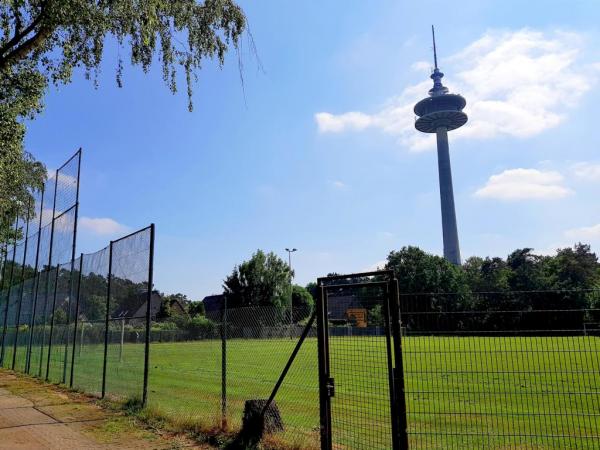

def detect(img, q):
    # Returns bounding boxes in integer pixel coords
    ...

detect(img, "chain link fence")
[104,227,153,401]
[400,290,600,449]
[0,150,155,407]
[71,248,109,396]
[149,302,320,448]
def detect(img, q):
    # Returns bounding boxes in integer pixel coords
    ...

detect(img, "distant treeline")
[313,244,600,333]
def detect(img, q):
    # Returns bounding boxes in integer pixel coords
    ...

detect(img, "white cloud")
[565,223,600,241]
[474,168,572,200]
[316,112,372,133]
[330,180,348,189]
[315,29,598,151]
[411,61,431,73]
[571,162,600,181]
[79,217,129,235]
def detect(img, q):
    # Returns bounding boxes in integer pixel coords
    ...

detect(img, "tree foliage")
[291,284,313,322]
[382,244,600,332]
[188,300,205,317]
[385,246,468,294]
[384,244,600,295]
[0,0,246,245]
[222,249,292,312]
[0,147,45,246]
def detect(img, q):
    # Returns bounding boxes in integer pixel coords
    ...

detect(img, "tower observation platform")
[414,26,467,265]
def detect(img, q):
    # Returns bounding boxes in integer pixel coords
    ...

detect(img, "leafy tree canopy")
[383,244,600,295]
[385,246,467,294]
[549,243,600,290]
[188,300,205,317]
[291,284,313,322]
[0,0,246,246]
[223,249,292,311]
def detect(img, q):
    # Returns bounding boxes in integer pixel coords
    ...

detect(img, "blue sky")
[25,0,600,299]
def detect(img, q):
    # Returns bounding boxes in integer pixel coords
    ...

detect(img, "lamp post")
[285,248,297,338]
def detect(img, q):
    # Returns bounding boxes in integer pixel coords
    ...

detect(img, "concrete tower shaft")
[413,27,466,265]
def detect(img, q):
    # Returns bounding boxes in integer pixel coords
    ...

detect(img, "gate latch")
[327,377,335,398]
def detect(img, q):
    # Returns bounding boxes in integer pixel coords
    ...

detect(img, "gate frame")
[316,270,409,450]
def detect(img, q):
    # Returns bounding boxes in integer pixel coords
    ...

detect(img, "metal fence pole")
[101,240,113,398]
[221,294,228,429]
[0,245,7,312]
[39,169,59,378]
[0,241,12,365]
[260,311,316,418]
[45,257,61,381]
[316,282,332,450]
[0,244,6,287]
[389,278,410,450]
[12,198,32,369]
[69,254,84,387]
[25,187,45,374]
[0,216,19,366]
[62,150,81,384]
[142,224,155,406]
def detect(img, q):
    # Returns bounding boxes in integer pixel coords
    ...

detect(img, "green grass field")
[146,335,600,450]
[3,334,600,449]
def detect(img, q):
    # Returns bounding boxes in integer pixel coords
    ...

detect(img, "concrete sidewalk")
[0,370,196,449]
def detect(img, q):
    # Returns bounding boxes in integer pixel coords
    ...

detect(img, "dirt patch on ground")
[0,369,207,449]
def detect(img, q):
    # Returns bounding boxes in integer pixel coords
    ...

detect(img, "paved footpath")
[0,370,200,450]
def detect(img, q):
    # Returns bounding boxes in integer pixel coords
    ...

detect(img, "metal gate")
[316,271,409,450]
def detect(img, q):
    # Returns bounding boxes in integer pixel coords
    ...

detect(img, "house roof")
[202,294,225,311]
[327,295,364,320]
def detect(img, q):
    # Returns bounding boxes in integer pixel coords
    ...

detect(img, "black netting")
[22,228,39,280]
[28,268,56,378]
[105,227,151,401]
[72,248,109,396]
[46,261,76,383]
[41,173,56,228]
[51,206,76,268]
[0,245,8,287]
[0,151,80,381]
[10,241,25,284]
[1,281,22,368]
[12,277,34,372]
[0,244,13,360]
[54,152,80,218]
[37,223,52,272]
[0,241,26,368]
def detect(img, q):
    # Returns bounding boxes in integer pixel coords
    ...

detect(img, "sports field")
[3,334,600,449]
[146,335,600,449]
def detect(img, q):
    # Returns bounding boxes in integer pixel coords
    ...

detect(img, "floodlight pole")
[285,248,297,339]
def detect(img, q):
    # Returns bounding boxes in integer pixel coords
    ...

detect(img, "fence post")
[221,294,227,429]
[142,224,154,406]
[101,241,114,398]
[389,278,410,450]
[261,311,317,418]
[316,282,332,450]
[12,199,32,370]
[0,244,6,287]
[0,216,20,366]
[39,169,59,378]
[69,254,84,387]
[0,246,7,333]
[45,260,62,381]
[61,154,81,384]
[25,188,45,374]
